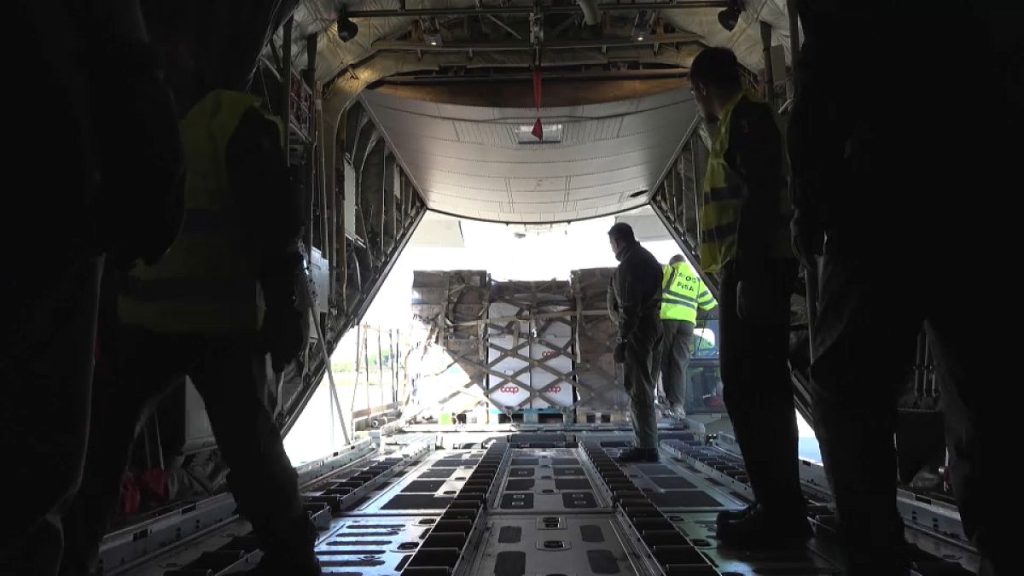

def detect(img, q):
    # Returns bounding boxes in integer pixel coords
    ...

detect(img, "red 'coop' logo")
[548,386,561,393]
[542,351,559,359]
[500,386,520,394]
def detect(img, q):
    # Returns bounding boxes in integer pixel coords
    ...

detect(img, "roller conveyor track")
[116,430,979,576]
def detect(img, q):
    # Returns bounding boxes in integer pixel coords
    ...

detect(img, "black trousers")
[812,253,1008,575]
[59,327,311,573]
[1,256,103,576]
[624,318,662,449]
[719,260,804,516]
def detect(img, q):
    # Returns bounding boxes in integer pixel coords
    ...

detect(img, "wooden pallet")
[493,407,574,425]
[575,408,631,424]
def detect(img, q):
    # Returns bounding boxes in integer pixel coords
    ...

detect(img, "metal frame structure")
[647,122,716,295]
[278,84,429,436]
[373,32,701,52]
[97,439,379,574]
[347,1,729,18]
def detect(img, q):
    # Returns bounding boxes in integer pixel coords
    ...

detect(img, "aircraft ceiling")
[277,0,795,222]
[361,83,696,222]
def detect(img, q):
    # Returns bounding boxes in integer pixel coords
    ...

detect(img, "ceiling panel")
[362,85,696,223]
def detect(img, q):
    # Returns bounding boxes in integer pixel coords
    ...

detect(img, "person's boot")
[617,447,659,463]
[715,502,756,526]
[716,504,811,547]
[665,403,687,420]
[243,515,321,575]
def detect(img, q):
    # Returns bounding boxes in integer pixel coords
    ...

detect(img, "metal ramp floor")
[116,429,977,576]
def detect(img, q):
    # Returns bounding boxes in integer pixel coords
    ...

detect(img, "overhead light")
[424,32,442,47]
[337,11,358,42]
[717,0,743,32]
[515,123,563,144]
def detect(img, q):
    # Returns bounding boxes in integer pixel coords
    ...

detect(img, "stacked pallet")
[412,270,635,422]
[487,280,575,411]
[570,268,630,421]
[411,270,490,389]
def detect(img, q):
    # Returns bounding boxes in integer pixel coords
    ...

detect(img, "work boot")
[244,514,322,575]
[617,448,659,463]
[664,403,687,420]
[715,503,756,526]
[715,504,811,547]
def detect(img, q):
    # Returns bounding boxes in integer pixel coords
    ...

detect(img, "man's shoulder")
[632,245,662,275]
[637,244,658,262]
[730,97,776,138]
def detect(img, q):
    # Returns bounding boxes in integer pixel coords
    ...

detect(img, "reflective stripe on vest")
[660,262,715,322]
[119,90,267,333]
[699,94,793,273]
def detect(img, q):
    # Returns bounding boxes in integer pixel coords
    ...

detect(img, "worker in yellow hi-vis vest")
[690,47,805,547]
[61,42,318,575]
[653,255,717,419]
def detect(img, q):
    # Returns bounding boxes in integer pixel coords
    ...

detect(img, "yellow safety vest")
[699,93,793,273]
[119,90,273,333]
[660,262,717,323]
